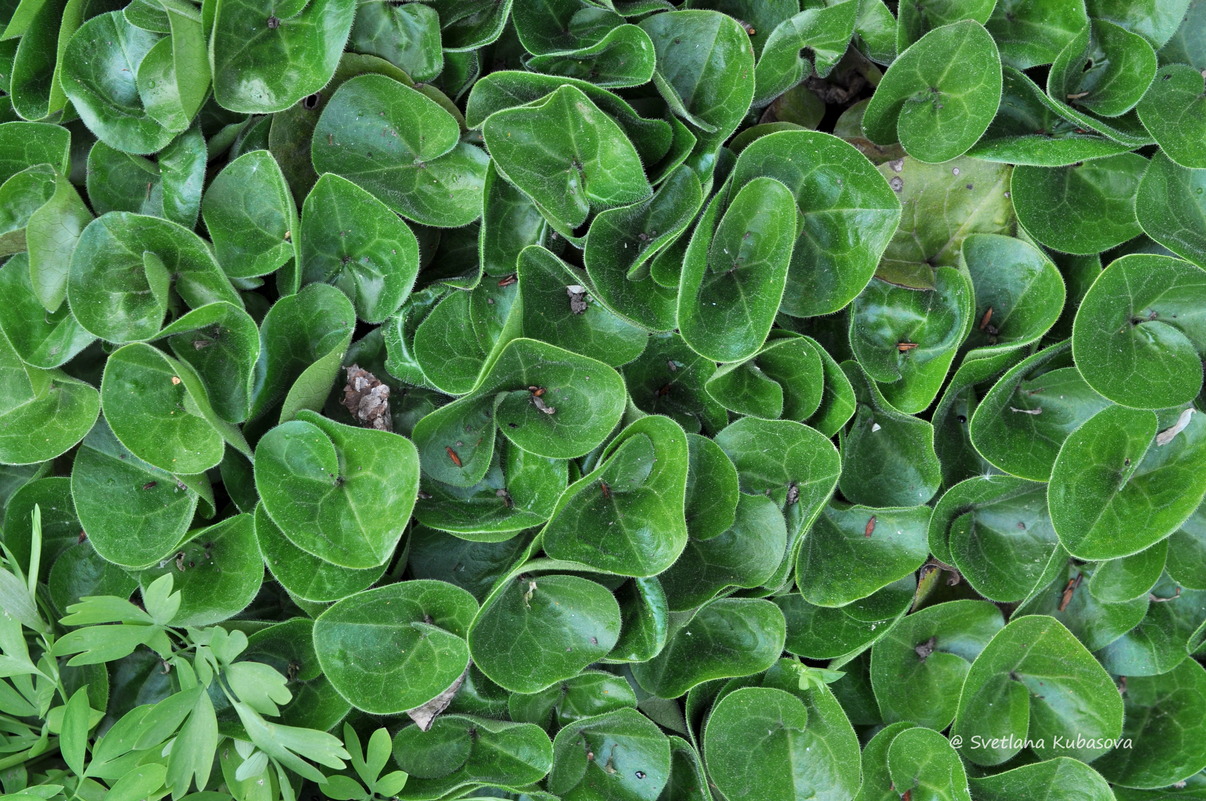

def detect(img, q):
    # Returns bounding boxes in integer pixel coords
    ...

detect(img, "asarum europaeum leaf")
[9,4,1206,796]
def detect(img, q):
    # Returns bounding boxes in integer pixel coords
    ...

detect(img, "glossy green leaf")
[678,177,796,362]
[299,173,419,323]
[863,21,1003,164]
[971,758,1115,801]
[870,599,1004,731]
[728,130,902,317]
[255,409,419,568]
[86,128,206,230]
[467,570,622,694]
[71,420,201,569]
[101,342,248,474]
[1137,64,1206,169]
[547,708,671,801]
[970,342,1111,481]
[516,245,648,367]
[135,514,262,626]
[542,415,688,577]
[0,253,94,370]
[1011,154,1147,255]
[704,685,860,801]
[254,504,385,603]
[1049,404,1206,559]
[1073,254,1206,408]
[59,12,174,154]
[1086,0,1192,48]
[952,615,1125,766]
[887,726,971,801]
[1048,20,1158,119]
[753,2,858,107]
[1136,151,1206,267]
[314,581,477,714]
[796,503,930,607]
[1095,657,1206,789]
[632,598,785,698]
[349,0,443,83]
[640,10,755,154]
[313,73,489,228]
[850,267,974,414]
[211,0,356,113]
[483,84,651,233]
[392,714,553,799]
[68,212,240,344]
[985,0,1088,69]
[960,233,1065,354]
[202,150,296,280]
[0,326,99,466]
[838,362,943,508]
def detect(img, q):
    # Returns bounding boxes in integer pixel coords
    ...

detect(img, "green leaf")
[1048,20,1158,119]
[1086,0,1192,48]
[970,343,1111,481]
[1137,64,1206,168]
[1049,404,1206,560]
[392,714,553,800]
[299,173,420,323]
[255,504,385,603]
[349,0,443,83]
[951,615,1125,766]
[211,0,356,113]
[639,10,755,155]
[314,581,477,714]
[630,598,785,698]
[0,253,94,370]
[71,420,200,569]
[887,726,971,801]
[1136,151,1206,268]
[467,570,622,694]
[202,149,297,280]
[970,758,1115,801]
[678,177,797,362]
[1072,254,1206,408]
[985,0,1088,70]
[795,503,931,607]
[704,685,860,801]
[313,73,489,228]
[849,267,974,414]
[1094,656,1206,789]
[838,362,943,508]
[68,212,240,344]
[548,708,671,801]
[729,130,902,317]
[85,128,205,230]
[542,415,688,577]
[1011,154,1147,255]
[753,2,858,107]
[870,599,1004,731]
[516,245,648,367]
[135,513,262,626]
[960,233,1066,355]
[483,84,651,233]
[59,12,174,154]
[0,327,99,466]
[863,20,1003,164]
[255,409,419,568]
[101,343,245,475]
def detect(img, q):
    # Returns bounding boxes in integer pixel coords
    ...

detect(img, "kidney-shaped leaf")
[728,130,901,317]
[314,581,478,715]
[313,74,489,228]
[542,415,688,577]
[548,708,670,801]
[201,149,296,280]
[211,0,356,113]
[863,20,1003,164]
[952,615,1125,766]
[1049,404,1206,560]
[254,409,419,568]
[1073,254,1206,409]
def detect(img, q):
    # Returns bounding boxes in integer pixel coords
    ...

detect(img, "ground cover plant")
[0,0,1205,799]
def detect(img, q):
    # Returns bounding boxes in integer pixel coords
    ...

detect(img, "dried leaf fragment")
[1156,408,1194,446]
[567,284,588,315]
[342,365,392,431]
[406,666,470,731]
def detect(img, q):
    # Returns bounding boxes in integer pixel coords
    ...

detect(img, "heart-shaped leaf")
[314,580,478,714]
[863,20,1003,164]
[254,409,420,568]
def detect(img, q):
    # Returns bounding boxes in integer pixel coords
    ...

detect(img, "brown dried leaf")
[342,365,393,431]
